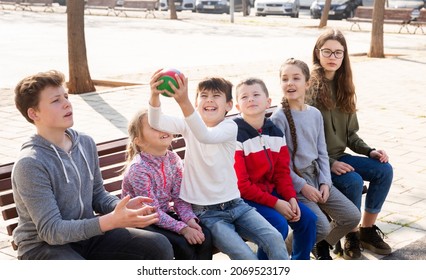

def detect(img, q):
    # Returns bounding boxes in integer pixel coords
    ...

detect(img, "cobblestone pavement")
[1,6,425,260]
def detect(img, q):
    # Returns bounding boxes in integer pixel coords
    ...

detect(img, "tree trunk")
[368,0,385,58]
[67,1,95,94]
[319,0,331,28]
[169,0,178,19]
[242,0,248,16]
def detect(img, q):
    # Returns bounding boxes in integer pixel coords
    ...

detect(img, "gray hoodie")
[12,128,119,257]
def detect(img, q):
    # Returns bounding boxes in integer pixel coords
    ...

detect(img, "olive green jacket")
[309,80,372,166]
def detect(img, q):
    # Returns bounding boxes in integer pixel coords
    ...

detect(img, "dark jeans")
[19,228,174,260]
[145,223,213,260]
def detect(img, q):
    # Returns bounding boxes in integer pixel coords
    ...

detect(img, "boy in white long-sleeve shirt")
[148,69,289,260]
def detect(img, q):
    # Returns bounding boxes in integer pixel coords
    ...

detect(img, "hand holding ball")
[157,68,181,97]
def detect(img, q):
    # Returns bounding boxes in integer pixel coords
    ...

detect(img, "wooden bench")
[85,0,118,16]
[410,8,426,34]
[0,107,276,254]
[0,0,20,10]
[18,0,54,12]
[115,0,159,18]
[347,6,413,33]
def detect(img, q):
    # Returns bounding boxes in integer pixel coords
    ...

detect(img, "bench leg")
[350,22,361,31]
[399,24,410,34]
[145,10,156,19]
[107,8,116,16]
[44,7,54,13]
[414,25,425,34]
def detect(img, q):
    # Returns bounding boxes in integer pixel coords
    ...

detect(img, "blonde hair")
[122,109,148,174]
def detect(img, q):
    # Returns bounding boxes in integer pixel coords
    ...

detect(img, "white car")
[255,0,300,17]
[160,0,196,11]
[299,0,314,8]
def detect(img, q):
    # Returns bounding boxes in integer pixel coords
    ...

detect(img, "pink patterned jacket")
[121,150,197,233]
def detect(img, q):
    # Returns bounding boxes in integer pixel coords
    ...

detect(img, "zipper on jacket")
[258,132,273,172]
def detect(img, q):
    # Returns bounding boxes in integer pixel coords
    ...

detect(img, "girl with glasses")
[308,28,393,260]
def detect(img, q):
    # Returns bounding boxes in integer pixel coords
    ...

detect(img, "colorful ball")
[157,68,181,97]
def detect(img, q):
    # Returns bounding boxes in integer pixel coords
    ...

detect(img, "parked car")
[160,0,196,11]
[195,0,254,14]
[362,0,424,20]
[53,0,66,5]
[299,0,314,8]
[255,0,300,17]
[310,0,362,20]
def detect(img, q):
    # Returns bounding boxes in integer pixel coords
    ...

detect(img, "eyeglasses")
[318,48,345,59]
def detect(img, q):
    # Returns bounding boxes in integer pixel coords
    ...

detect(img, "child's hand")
[150,69,165,97]
[274,199,297,221]
[331,160,354,175]
[187,218,202,232]
[165,72,194,117]
[370,149,389,163]
[100,195,159,232]
[287,198,301,222]
[319,184,330,203]
[149,69,164,108]
[180,226,205,245]
[301,183,322,203]
[167,72,189,105]
[126,196,155,211]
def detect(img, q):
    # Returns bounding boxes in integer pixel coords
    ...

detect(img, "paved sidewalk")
[1,8,426,260]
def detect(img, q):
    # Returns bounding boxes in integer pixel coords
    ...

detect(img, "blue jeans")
[246,197,317,260]
[331,154,393,214]
[192,198,289,260]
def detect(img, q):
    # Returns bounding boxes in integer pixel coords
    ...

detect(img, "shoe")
[343,232,362,260]
[314,240,333,260]
[359,225,392,255]
[333,239,343,256]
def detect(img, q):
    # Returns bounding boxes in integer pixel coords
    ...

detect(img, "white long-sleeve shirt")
[148,105,240,205]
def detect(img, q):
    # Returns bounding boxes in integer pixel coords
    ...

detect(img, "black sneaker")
[333,240,343,256]
[359,225,392,255]
[343,232,362,260]
[314,240,333,260]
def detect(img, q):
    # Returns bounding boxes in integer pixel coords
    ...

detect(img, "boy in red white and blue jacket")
[233,77,317,260]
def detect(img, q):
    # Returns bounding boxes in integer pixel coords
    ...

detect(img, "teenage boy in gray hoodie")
[12,70,174,260]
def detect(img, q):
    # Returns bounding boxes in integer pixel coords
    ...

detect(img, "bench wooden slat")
[104,180,123,193]
[97,137,128,156]
[99,152,126,168]
[0,177,12,193]
[0,164,13,182]
[101,165,125,181]
[2,206,18,222]
[0,192,14,208]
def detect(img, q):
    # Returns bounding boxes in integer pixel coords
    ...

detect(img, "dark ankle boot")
[343,232,362,260]
[315,240,332,260]
[359,225,391,255]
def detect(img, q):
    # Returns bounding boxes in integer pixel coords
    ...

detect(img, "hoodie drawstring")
[78,143,94,181]
[50,144,70,183]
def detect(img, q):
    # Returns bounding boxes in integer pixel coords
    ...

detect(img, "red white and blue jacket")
[234,116,296,208]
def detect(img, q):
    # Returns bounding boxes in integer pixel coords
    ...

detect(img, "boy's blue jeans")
[331,155,393,214]
[246,197,317,260]
[192,198,289,260]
